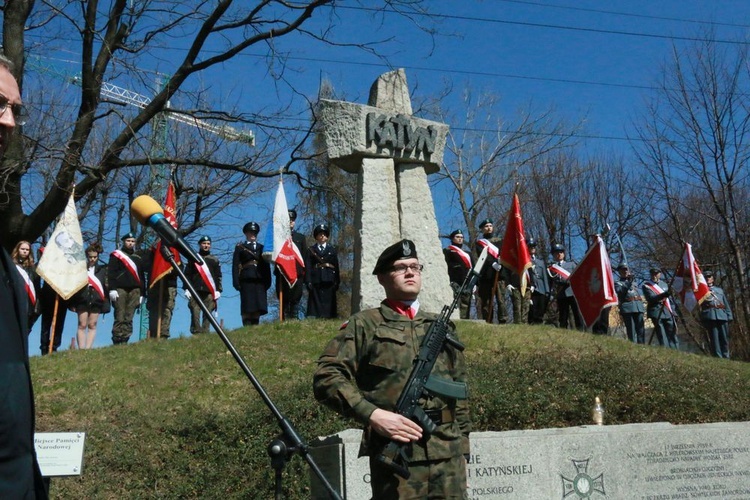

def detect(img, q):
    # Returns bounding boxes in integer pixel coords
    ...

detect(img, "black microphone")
[130,195,204,265]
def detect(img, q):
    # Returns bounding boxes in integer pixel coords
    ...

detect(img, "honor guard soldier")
[700,270,733,358]
[443,229,474,319]
[527,238,550,324]
[643,268,678,349]
[305,223,340,318]
[614,263,646,344]
[475,218,509,324]
[232,222,272,326]
[314,239,471,499]
[274,209,307,320]
[184,236,223,334]
[548,243,583,330]
[108,232,146,344]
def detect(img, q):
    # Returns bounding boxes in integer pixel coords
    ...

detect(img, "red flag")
[569,235,618,328]
[271,176,304,287]
[150,181,181,287]
[499,193,532,295]
[672,242,709,312]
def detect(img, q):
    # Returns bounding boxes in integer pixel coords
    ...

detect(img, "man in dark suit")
[0,54,49,498]
[274,209,307,320]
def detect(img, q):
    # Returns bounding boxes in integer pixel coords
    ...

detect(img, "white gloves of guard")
[491,262,501,272]
[109,290,119,302]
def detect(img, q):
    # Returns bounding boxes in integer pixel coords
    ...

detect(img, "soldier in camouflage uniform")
[313,239,471,499]
[108,232,145,344]
[443,229,473,319]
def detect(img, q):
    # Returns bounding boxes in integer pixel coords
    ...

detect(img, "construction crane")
[27,56,255,146]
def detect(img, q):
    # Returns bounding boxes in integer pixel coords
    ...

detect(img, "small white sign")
[34,432,86,477]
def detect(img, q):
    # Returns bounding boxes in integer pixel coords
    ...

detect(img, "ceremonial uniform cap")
[478,218,493,228]
[121,232,136,241]
[198,236,211,243]
[449,229,463,239]
[650,267,662,275]
[551,243,565,253]
[526,237,537,247]
[704,270,714,278]
[288,209,297,221]
[243,222,260,234]
[313,223,330,237]
[372,239,418,275]
[617,262,629,270]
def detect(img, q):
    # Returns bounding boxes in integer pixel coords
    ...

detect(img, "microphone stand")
[157,245,341,500]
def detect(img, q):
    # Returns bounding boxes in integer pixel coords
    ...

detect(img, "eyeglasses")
[390,264,424,275]
[0,96,27,126]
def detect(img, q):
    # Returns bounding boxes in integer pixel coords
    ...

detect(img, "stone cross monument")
[318,69,454,314]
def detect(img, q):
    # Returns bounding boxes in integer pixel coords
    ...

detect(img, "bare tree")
[0,0,435,248]
[422,85,580,246]
[633,34,750,358]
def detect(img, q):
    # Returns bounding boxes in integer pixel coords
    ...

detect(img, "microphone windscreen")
[131,195,164,224]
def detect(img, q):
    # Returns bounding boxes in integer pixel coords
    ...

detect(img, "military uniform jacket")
[443,245,473,285]
[615,277,645,314]
[643,280,673,320]
[700,285,733,322]
[107,247,145,292]
[548,260,576,297]
[529,256,549,295]
[184,252,223,294]
[306,243,340,286]
[232,241,271,289]
[313,304,471,462]
[475,236,502,283]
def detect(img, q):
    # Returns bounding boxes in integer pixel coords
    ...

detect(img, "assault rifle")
[376,247,488,479]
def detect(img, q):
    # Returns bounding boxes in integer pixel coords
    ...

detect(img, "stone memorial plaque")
[34,432,86,477]
[311,422,750,499]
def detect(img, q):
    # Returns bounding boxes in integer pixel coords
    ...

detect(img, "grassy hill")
[32,320,750,498]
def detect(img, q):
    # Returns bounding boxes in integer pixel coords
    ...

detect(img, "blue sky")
[26,1,750,354]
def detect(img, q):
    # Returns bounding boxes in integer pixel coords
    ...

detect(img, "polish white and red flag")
[270,175,304,287]
[499,193,532,296]
[672,242,710,312]
[569,235,618,328]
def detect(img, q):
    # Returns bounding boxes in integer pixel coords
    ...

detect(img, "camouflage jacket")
[313,302,471,461]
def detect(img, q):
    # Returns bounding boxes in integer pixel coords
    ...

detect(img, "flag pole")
[48,294,59,354]
[156,280,164,339]
[279,288,284,322]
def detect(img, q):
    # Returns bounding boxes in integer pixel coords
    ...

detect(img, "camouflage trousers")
[148,285,176,338]
[112,287,141,344]
[369,454,468,499]
[450,282,472,320]
[188,292,217,334]
[510,287,531,324]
